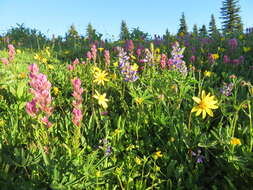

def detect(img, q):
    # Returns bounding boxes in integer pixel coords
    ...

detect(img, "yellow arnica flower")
[93,91,109,109]
[130,55,136,60]
[113,62,119,67]
[243,47,251,53]
[204,71,212,77]
[93,69,109,86]
[42,58,48,63]
[230,137,241,145]
[135,97,144,105]
[110,73,117,80]
[53,87,59,96]
[19,72,26,79]
[132,63,139,72]
[191,90,219,119]
[48,64,54,70]
[34,54,42,60]
[153,151,163,159]
[98,48,104,52]
[135,157,142,165]
[250,87,253,96]
[212,54,219,60]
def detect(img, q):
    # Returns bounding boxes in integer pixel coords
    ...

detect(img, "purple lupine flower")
[168,41,187,75]
[105,145,111,156]
[239,56,244,64]
[99,138,112,156]
[220,82,234,96]
[190,55,196,63]
[192,149,205,163]
[196,155,205,163]
[117,47,138,82]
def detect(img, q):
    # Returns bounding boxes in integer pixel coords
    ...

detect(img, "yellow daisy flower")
[204,71,212,77]
[230,137,241,145]
[191,90,219,119]
[135,97,144,105]
[93,91,109,109]
[93,69,109,86]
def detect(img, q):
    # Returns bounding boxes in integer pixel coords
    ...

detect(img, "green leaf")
[17,81,26,99]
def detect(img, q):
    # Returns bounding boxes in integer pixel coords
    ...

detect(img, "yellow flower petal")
[192,97,201,104]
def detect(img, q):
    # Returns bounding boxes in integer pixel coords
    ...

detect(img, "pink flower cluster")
[91,44,97,62]
[160,54,167,69]
[8,44,15,62]
[228,38,238,50]
[104,50,110,65]
[126,40,134,53]
[26,63,53,127]
[223,55,244,65]
[72,78,83,126]
[1,44,15,65]
[67,58,84,71]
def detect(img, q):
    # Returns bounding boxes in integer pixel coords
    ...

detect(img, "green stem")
[248,101,252,152]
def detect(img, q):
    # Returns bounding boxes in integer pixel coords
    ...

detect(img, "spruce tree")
[209,14,218,35]
[220,0,243,33]
[199,25,208,37]
[86,23,96,40]
[68,24,79,39]
[178,12,188,35]
[193,24,198,37]
[120,20,130,40]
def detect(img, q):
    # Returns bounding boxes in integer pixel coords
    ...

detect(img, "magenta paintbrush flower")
[160,54,167,69]
[26,63,53,127]
[1,58,8,65]
[26,99,38,117]
[8,44,15,62]
[71,78,83,126]
[104,50,110,65]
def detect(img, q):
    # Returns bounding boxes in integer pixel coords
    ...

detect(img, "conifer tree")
[193,24,198,37]
[220,0,243,33]
[120,20,130,40]
[199,25,208,37]
[178,12,188,35]
[209,14,219,35]
[68,24,79,39]
[86,23,96,40]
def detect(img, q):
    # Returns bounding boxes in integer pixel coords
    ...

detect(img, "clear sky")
[1,0,253,39]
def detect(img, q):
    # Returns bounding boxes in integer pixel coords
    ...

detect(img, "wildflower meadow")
[1,0,253,189]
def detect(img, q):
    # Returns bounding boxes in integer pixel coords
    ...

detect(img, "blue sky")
[1,0,253,39]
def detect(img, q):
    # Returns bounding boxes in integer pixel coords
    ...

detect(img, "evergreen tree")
[220,0,243,33]
[67,24,79,39]
[193,24,198,37]
[209,14,219,35]
[178,12,188,35]
[120,20,130,40]
[199,25,208,37]
[86,23,96,40]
